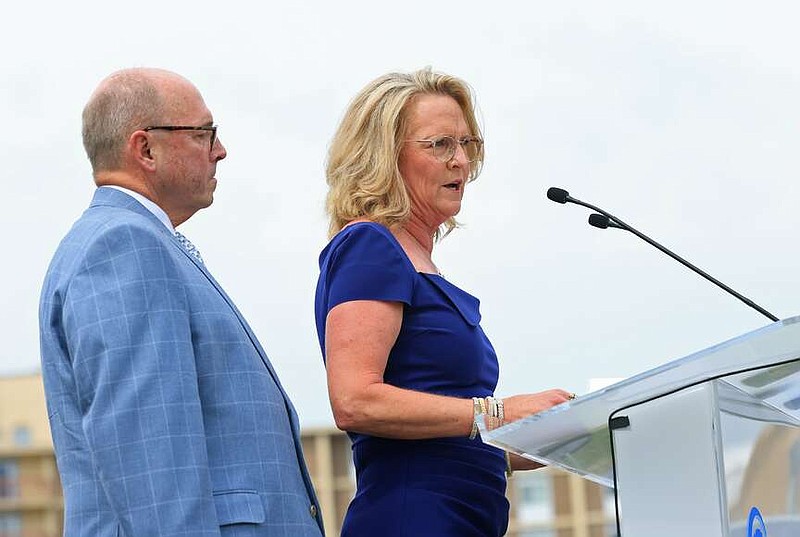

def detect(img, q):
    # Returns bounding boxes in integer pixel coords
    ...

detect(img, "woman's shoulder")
[320,221,411,271]
[329,221,401,254]
[339,220,395,240]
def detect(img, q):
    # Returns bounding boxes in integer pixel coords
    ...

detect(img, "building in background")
[506,469,616,537]
[1,373,615,537]
[0,374,62,537]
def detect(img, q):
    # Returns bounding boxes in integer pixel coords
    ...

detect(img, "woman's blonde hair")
[325,68,483,239]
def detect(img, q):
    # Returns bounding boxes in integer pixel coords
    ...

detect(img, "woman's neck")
[396,221,441,275]
[402,218,435,254]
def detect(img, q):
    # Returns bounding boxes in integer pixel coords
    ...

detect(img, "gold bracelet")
[477,396,487,415]
[469,420,479,440]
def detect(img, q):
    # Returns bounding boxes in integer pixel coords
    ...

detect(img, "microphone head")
[547,187,570,204]
[588,214,610,229]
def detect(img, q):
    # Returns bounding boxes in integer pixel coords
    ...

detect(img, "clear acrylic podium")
[479,317,800,536]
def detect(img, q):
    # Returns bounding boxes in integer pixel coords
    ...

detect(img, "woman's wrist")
[469,396,506,440]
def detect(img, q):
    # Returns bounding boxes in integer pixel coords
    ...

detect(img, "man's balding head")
[82,68,190,174]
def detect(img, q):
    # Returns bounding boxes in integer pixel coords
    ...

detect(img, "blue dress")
[314,222,509,537]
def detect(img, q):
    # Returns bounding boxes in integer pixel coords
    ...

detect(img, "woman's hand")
[501,389,574,423]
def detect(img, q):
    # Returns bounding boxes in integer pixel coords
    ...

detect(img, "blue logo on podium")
[747,507,766,537]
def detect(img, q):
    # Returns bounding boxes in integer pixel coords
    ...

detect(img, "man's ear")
[130,130,157,172]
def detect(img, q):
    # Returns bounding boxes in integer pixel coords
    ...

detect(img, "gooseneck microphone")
[588,213,624,230]
[546,187,779,323]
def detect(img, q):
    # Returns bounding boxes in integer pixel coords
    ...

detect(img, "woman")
[314,68,573,536]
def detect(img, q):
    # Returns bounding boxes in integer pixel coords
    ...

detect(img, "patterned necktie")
[174,231,204,265]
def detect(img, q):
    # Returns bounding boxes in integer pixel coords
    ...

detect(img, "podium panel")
[613,383,725,535]
[719,367,800,536]
[479,317,800,536]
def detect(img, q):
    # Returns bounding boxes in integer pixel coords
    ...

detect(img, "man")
[39,68,324,537]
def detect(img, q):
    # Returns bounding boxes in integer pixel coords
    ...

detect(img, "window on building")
[518,530,556,537]
[0,513,22,537]
[514,471,554,523]
[0,460,20,497]
[12,426,31,447]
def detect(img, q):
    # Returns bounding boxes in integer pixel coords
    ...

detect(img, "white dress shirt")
[102,185,175,233]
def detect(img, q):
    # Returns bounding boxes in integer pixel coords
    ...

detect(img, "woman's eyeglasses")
[406,136,483,163]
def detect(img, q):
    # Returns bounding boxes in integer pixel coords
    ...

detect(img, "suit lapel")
[89,188,298,427]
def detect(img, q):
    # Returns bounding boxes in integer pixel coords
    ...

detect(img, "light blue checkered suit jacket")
[39,187,324,537]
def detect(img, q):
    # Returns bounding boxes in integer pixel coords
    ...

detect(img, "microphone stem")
[568,197,779,323]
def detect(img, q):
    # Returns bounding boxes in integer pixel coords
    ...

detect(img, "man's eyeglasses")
[406,136,483,163]
[143,125,218,155]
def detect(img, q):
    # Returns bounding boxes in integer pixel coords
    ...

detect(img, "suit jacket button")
[309,504,318,518]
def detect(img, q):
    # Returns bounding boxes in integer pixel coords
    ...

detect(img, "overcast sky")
[4,1,800,426]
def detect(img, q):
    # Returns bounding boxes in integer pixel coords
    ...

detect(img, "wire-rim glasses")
[406,135,483,163]
[143,125,218,155]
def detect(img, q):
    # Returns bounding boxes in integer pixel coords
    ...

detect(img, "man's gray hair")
[82,71,165,173]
